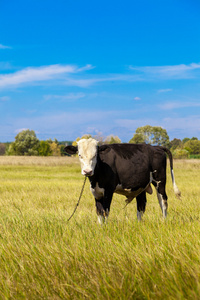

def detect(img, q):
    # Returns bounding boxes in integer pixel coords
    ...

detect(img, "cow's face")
[77,138,98,176]
[64,138,98,176]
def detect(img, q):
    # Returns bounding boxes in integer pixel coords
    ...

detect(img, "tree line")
[0,130,71,156]
[129,125,200,158]
[0,127,200,158]
[74,126,200,158]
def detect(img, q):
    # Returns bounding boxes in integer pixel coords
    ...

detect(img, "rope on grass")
[67,176,87,222]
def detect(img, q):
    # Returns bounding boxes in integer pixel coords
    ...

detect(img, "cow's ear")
[99,145,111,154]
[64,145,78,155]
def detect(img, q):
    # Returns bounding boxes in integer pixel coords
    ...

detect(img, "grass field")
[0,156,199,299]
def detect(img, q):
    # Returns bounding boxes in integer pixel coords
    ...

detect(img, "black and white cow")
[64,138,181,223]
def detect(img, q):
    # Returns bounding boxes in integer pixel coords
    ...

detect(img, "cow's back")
[99,143,152,189]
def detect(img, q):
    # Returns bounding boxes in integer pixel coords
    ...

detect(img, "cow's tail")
[161,147,181,199]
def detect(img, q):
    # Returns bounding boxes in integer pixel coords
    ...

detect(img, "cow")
[64,138,181,223]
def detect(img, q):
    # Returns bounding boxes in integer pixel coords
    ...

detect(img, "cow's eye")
[79,154,83,159]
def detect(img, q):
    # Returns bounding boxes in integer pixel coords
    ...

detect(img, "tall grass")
[0,157,199,299]
[0,155,79,166]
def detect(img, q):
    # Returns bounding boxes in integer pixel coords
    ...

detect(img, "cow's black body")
[90,143,168,218]
[65,141,180,221]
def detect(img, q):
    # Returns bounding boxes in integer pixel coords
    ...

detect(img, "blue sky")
[0,0,200,142]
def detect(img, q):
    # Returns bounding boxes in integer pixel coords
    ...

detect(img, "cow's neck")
[88,155,104,187]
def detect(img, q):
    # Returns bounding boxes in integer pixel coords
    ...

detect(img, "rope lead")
[67,176,87,222]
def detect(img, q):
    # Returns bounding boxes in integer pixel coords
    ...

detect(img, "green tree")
[7,129,40,156]
[94,133,104,145]
[60,144,68,156]
[184,139,200,155]
[130,125,152,144]
[50,142,61,156]
[73,134,92,146]
[173,149,189,159]
[182,137,190,144]
[104,135,121,144]
[129,125,170,146]
[38,140,52,156]
[152,126,169,146]
[129,133,145,144]
[0,143,6,155]
[169,138,182,150]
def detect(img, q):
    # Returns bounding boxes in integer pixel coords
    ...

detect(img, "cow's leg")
[95,199,108,224]
[136,191,147,221]
[95,191,113,224]
[151,151,168,218]
[155,182,168,218]
[157,191,168,218]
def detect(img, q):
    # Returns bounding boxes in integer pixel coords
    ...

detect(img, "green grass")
[0,157,199,299]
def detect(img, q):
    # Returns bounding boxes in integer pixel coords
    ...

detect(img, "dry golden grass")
[0,155,79,166]
[0,157,199,299]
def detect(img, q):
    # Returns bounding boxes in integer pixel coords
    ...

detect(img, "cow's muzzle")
[83,169,93,176]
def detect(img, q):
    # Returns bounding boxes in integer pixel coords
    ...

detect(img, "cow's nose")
[83,169,93,176]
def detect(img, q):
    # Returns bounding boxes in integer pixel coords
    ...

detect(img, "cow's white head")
[77,138,98,176]
[64,138,98,176]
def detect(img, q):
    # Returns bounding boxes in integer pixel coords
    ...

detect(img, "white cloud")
[157,89,172,93]
[65,78,99,88]
[115,118,157,129]
[133,97,141,100]
[0,62,169,90]
[76,64,95,72]
[129,63,200,79]
[44,93,86,102]
[0,62,13,70]
[159,101,200,110]
[1,62,200,92]
[0,96,10,101]
[0,44,11,49]
[0,63,135,89]
[163,116,200,138]
[116,115,200,140]
[7,109,131,140]
[14,128,29,134]
[0,64,92,89]
[2,107,200,142]
[65,74,143,88]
